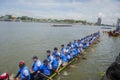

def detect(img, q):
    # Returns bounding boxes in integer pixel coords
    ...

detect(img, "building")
[97,17,102,25]
[116,18,120,32]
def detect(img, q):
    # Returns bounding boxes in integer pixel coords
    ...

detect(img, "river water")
[0,22,120,80]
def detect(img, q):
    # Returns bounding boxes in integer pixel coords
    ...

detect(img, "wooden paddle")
[39,72,52,80]
[91,48,95,53]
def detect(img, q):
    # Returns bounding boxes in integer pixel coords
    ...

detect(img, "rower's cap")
[32,55,38,59]
[19,60,25,65]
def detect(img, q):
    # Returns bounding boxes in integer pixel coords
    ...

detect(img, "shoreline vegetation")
[0,14,113,26]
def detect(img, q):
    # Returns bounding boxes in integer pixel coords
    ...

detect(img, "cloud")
[0,0,120,24]
[98,12,105,18]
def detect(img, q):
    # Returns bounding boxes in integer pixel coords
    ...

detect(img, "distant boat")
[52,24,72,27]
[101,27,112,29]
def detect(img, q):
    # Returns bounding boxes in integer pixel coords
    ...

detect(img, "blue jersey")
[51,59,59,69]
[83,42,87,49]
[67,51,73,59]
[65,46,71,51]
[61,48,66,54]
[47,55,54,63]
[72,49,78,56]
[52,51,60,58]
[19,66,30,80]
[60,53,68,62]
[73,42,78,48]
[40,64,51,76]
[32,59,42,72]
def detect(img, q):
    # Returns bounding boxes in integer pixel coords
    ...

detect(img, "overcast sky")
[0,0,120,24]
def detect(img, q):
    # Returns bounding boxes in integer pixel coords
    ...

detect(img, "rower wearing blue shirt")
[52,47,60,58]
[83,42,87,49]
[66,43,71,51]
[76,47,81,55]
[60,44,66,54]
[39,59,52,80]
[67,49,73,60]
[77,39,81,47]
[30,55,42,80]
[73,40,78,48]
[72,48,78,57]
[51,55,62,74]
[86,40,90,47]
[14,60,31,80]
[60,50,69,66]
[46,50,54,63]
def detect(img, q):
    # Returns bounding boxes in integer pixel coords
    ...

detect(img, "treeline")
[0,14,95,25]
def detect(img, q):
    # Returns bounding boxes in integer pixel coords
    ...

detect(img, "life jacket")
[19,66,30,80]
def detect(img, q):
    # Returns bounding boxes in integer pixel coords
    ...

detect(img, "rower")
[67,49,74,60]
[72,40,78,48]
[46,50,54,63]
[60,50,69,66]
[0,72,9,80]
[52,47,60,58]
[60,44,66,54]
[14,60,30,80]
[39,59,52,80]
[71,48,78,58]
[66,43,71,51]
[83,42,87,49]
[30,55,42,80]
[51,55,62,74]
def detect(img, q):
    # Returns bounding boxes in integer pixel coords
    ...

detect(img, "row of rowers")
[14,31,100,80]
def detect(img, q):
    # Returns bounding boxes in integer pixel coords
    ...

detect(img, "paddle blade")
[91,48,95,53]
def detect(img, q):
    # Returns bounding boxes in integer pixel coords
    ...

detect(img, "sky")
[0,0,120,24]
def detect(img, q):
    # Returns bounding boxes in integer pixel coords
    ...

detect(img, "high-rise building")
[97,17,102,25]
[116,18,120,32]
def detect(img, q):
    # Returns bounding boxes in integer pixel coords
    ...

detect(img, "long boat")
[47,38,100,80]
[8,32,100,80]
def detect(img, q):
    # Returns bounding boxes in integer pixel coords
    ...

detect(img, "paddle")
[91,47,95,53]
[9,74,20,80]
[70,65,77,68]
[81,50,87,59]
[39,72,52,80]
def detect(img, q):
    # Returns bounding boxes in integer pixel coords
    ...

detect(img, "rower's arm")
[14,71,20,78]
[57,60,62,70]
